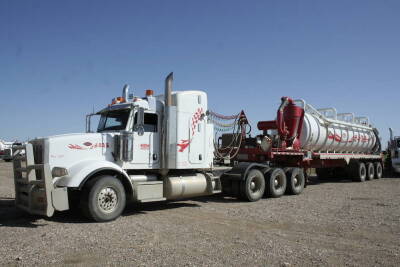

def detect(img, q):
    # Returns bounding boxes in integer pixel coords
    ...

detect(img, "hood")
[42,132,117,168]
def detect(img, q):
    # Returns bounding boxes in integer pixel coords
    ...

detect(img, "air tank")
[297,100,377,153]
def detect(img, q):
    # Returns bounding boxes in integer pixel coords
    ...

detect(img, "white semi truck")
[13,73,231,221]
[12,73,384,222]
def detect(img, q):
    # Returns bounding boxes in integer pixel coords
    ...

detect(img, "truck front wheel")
[81,175,126,222]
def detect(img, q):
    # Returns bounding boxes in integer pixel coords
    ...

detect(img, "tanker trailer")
[234,97,383,198]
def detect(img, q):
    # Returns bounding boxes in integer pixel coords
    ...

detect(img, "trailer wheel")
[374,162,383,179]
[81,175,126,222]
[352,162,366,182]
[285,168,305,195]
[366,162,375,181]
[265,168,287,198]
[240,169,265,202]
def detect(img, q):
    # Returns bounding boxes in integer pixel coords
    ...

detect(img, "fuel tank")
[164,173,211,200]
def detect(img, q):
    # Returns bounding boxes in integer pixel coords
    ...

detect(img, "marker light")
[146,89,154,96]
[111,97,126,105]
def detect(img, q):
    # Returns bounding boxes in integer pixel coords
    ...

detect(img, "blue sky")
[1,0,399,145]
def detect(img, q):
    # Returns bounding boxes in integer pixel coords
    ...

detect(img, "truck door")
[132,111,160,168]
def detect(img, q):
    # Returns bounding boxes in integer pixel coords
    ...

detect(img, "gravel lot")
[1,160,400,266]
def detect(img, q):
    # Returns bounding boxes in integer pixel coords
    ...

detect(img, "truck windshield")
[97,109,130,132]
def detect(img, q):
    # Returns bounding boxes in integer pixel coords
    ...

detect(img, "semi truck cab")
[13,73,220,221]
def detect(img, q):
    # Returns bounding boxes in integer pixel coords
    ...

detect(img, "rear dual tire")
[374,162,383,179]
[284,168,305,195]
[352,162,367,182]
[265,168,287,198]
[366,162,375,180]
[240,169,265,202]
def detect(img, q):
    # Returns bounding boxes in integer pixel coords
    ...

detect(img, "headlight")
[52,167,69,178]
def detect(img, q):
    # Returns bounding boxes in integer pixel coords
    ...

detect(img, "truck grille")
[32,143,44,164]
[31,142,44,179]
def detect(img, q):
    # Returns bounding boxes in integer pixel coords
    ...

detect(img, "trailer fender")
[223,162,270,181]
[54,160,132,190]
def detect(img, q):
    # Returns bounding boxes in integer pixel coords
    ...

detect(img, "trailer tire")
[352,162,366,182]
[80,175,126,222]
[366,162,374,181]
[265,168,287,198]
[374,162,383,179]
[285,168,305,195]
[239,169,265,202]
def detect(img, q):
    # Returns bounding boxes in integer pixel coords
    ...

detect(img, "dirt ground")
[0,160,399,266]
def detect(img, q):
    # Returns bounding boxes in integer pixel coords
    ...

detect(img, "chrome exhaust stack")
[389,127,394,142]
[161,72,173,176]
[122,84,129,100]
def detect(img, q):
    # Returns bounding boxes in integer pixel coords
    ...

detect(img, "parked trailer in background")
[387,128,400,174]
[1,141,22,162]
[12,73,384,222]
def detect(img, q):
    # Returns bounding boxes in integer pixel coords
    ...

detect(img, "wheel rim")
[98,187,118,213]
[293,175,301,187]
[360,167,366,177]
[274,174,284,190]
[376,164,382,178]
[249,176,261,193]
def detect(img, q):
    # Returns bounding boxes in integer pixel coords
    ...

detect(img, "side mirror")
[134,108,145,136]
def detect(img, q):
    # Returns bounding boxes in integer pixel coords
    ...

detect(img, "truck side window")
[134,113,158,132]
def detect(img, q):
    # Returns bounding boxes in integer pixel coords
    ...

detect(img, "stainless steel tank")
[296,100,377,153]
[164,173,211,200]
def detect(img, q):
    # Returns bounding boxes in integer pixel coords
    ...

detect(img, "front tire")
[81,175,126,222]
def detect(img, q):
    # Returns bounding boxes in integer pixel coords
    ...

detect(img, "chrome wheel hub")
[250,181,256,190]
[98,187,118,213]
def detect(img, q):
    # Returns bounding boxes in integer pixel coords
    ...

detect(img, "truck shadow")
[49,201,201,223]
[0,198,202,227]
[0,198,47,228]
[306,176,355,185]
[307,175,398,185]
